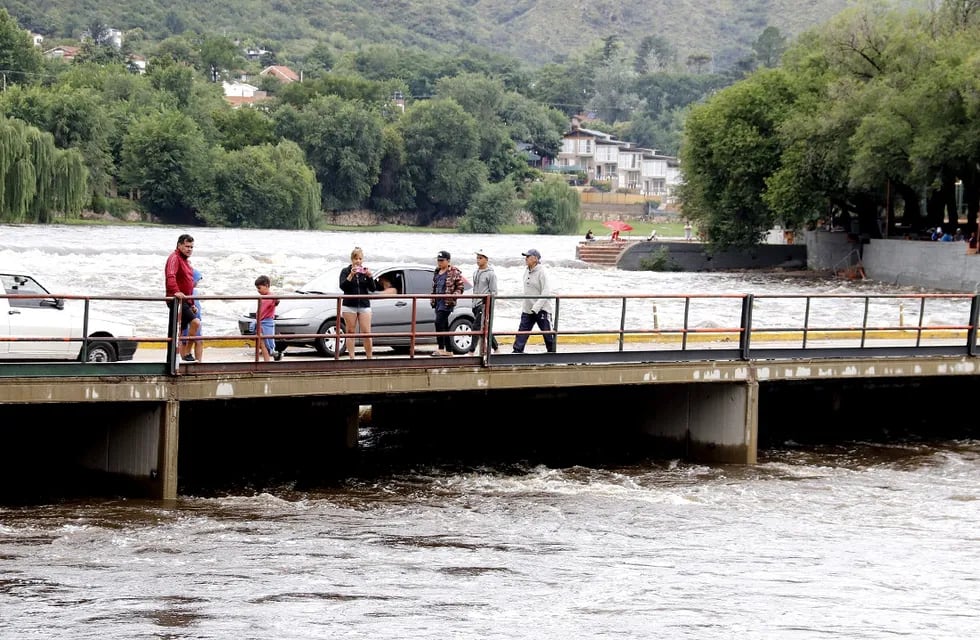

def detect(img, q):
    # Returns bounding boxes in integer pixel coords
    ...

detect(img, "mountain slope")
[8,0,925,68]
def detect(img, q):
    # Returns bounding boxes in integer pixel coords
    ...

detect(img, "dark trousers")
[469,304,499,353]
[435,308,452,350]
[512,310,556,353]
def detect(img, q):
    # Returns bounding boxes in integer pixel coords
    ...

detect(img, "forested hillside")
[2,0,923,70]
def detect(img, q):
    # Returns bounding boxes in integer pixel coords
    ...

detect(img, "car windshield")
[297,269,343,294]
[296,265,407,295]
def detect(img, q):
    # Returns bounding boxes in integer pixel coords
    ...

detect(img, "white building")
[556,118,681,197]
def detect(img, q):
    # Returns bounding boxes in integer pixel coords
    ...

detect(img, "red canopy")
[602,220,634,232]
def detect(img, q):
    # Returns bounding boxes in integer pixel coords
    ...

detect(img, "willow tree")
[0,116,88,223]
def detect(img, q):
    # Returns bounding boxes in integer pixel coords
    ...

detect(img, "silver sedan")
[238,264,476,357]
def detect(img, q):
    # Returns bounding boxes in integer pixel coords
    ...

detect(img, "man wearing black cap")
[431,250,464,356]
[512,248,556,353]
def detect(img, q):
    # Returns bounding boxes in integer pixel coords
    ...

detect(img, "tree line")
[682,1,980,249]
[0,9,787,233]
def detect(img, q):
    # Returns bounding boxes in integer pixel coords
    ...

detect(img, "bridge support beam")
[69,403,172,497]
[642,381,758,464]
[158,400,179,500]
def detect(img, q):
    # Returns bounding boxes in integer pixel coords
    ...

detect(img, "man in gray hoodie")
[512,248,556,353]
[469,250,499,354]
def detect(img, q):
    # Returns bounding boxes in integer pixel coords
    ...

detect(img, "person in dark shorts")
[164,234,201,362]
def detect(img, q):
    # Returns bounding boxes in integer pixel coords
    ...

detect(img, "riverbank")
[66,208,685,238]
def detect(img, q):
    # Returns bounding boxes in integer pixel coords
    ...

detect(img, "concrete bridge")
[3,291,980,501]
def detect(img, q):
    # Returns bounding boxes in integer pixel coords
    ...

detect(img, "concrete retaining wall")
[618,241,807,271]
[804,230,980,292]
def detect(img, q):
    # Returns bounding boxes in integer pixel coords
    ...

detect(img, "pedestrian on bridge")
[340,246,376,359]
[512,249,556,354]
[164,233,201,362]
[431,250,464,357]
[469,250,499,355]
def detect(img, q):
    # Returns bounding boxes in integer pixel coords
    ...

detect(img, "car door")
[3,275,74,358]
[370,269,411,337]
[403,268,437,333]
[0,295,10,356]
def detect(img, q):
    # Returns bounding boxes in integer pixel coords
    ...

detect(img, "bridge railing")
[2,290,979,376]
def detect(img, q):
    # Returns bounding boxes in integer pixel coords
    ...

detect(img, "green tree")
[212,106,276,151]
[148,61,195,108]
[752,26,788,69]
[458,180,518,233]
[0,115,88,222]
[0,82,115,205]
[398,98,487,220]
[277,95,384,210]
[0,9,43,87]
[679,69,796,249]
[153,36,198,67]
[369,125,415,213]
[530,60,594,116]
[119,110,211,224]
[197,35,239,83]
[202,140,321,229]
[525,176,581,234]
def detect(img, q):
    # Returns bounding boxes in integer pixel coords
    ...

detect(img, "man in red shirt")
[164,234,202,362]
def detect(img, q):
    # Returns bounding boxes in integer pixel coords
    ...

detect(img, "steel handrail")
[3,291,980,373]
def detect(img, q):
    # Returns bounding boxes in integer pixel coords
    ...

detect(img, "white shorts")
[342,306,371,315]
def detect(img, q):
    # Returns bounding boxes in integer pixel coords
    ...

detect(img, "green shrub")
[638,246,680,271]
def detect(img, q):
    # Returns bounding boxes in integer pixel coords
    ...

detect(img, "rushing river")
[1,225,978,639]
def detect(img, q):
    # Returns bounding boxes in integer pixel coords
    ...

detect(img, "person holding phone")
[339,246,376,359]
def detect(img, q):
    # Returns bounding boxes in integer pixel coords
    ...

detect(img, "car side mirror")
[41,298,65,310]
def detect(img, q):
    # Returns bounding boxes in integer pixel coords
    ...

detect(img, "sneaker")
[273,351,282,361]
[181,354,196,362]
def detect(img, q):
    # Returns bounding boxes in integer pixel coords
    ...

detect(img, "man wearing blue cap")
[512,248,556,353]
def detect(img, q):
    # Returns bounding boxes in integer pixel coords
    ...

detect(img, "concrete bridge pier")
[76,403,173,499]
[641,382,758,464]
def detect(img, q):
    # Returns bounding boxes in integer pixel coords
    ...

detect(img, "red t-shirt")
[258,296,277,321]
[164,250,195,304]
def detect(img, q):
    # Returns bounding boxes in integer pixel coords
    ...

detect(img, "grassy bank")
[321,220,688,237]
[52,215,688,238]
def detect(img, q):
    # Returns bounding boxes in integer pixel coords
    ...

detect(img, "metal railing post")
[81,298,91,361]
[739,294,753,360]
[968,294,980,356]
[166,298,179,374]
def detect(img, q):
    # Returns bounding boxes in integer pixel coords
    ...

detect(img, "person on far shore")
[469,250,499,355]
[511,248,556,354]
[585,229,595,241]
[431,250,464,357]
[684,221,693,241]
[339,246,376,359]
[164,233,201,362]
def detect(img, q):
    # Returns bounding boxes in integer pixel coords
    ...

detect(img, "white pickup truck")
[0,273,138,362]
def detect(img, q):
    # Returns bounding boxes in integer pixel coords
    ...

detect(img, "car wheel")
[448,317,474,355]
[314,318,345,357]
[274,340,288,353]
[82,341,117,363]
